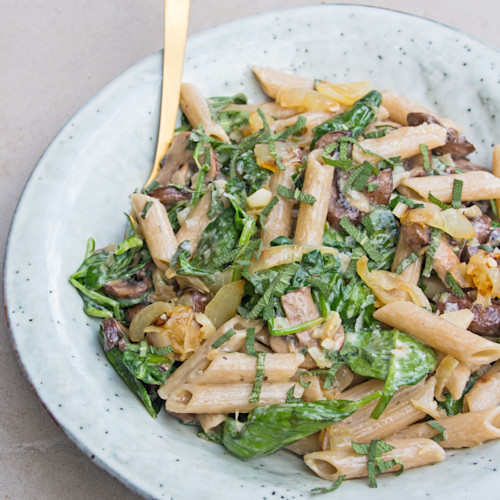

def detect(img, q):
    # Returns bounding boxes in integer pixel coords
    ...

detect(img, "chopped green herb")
[249,352,266,403]
[394,251,421,274]
[285,385,302,403]
[311,475,346,494]
[422,227,443,278]
[352,439,403,488]
[451,179,464,209]
[428,192,451,210]
[344,162,374,192]
[364,128,388,139]
[445,272,465,298]
[277,185,316,205]
[420,144,432,172]
[212,328,237,348]
[490,199,499,218]
[245,327,257,356]
[339,217,383,263]
[367,183,379,192]
[140,201,153,219]
[388,195,424,210]
[259,195,279,229]
[426,420,448,442]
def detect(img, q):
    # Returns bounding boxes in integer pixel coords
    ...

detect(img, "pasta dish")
[70,66,500,489]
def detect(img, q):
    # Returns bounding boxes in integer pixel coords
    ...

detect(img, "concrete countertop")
[1,1,498,498]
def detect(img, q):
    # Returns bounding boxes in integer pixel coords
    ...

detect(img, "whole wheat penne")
[158,316,264,400]
[294,150,334,246]
[252,65,314,99]
[390,407,500,448]
[381,89,460,130]
[261,162,298,247]
[165,381,304,413]
[352,123,447,165]
[285,433,321,456]
[328,378,435,444]
[180,83,229,142]
[464,361,500,411]
[304,438,445,482]
[445,361,471,401]
[373,302,500,366]
[198,413,226,433]
[399,171,500,203]
[130,193,178,270]
[187,352,304,384]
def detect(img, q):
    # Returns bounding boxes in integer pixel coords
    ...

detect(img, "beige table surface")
[1,1,498,498]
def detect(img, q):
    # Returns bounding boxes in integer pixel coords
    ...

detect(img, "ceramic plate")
[5,5,500,499]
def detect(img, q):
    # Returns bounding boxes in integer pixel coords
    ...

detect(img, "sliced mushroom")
[102,273,150,300]
[327,168,363,229]
[149,186,192,204]
[364,169,393,206]
[401,223,431,251]
[101,318,128,352]
[407,111,475,159]
[155,131,196,186]
[177,287,213,313]
[470,214,492,244]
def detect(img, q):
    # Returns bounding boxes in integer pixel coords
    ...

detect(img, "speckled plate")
[4,5,500,499]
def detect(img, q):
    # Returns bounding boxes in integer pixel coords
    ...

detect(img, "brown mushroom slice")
[407,111,475,159]
[400,223,431,252]
[101,317,128,352]
[327,168,363,229]
[102,275,150,300]
[364,169,393,206]
[281,286,320,347]
[155,131,196,187]
[149,186,192,204]
[177,287,213,313]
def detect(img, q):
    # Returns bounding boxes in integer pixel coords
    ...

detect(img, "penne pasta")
[399,171,500,203]
[352,123,447,165]
[381,89,460,130]
[180,83,229,142]
[294,150,334,246]
[261,161,298,247]
[305,438,445,482]
[130,193,178,270]
[373,302,500,366]
[165,381,304,413]
[390,407,500,448]
[464,361,500,411]
[326,378,435,444]
[187,352,304,384]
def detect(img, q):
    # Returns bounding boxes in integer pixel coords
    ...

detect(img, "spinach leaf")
[122,342,175,385]
[69,219,151,321]
[191,206,240,270]
[361,207,399,271]
[221,391,381,458]
[438,373,479,416]
[235,150,271,194]
[311,90,382,147]
[341,329,437,418]
[98,329,163,418]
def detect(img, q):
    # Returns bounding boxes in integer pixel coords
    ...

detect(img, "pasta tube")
[373,302,500,366]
